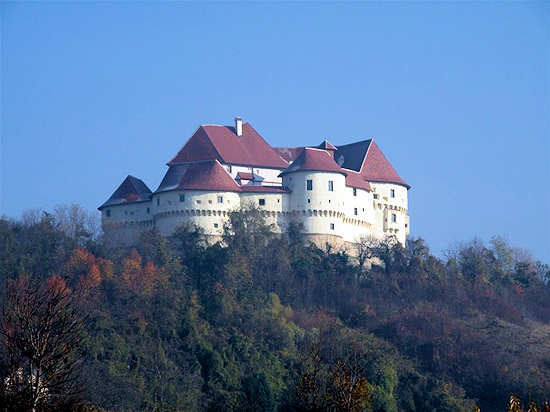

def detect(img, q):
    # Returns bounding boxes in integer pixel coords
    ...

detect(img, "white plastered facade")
[101,163,409,247]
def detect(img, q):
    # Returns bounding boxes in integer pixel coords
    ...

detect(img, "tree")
[0,275,86,411]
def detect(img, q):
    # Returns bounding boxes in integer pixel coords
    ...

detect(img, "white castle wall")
[152,190,241,236]
[370,182,409,244]
[100,171,410,247]
[100,202,154,245]
[282,170,348,240]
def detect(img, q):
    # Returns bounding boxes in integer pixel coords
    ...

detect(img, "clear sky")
[1,1,549,260]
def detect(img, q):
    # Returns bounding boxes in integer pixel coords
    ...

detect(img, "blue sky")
[2,1,549,260]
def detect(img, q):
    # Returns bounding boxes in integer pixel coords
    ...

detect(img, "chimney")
[235,117,243,136]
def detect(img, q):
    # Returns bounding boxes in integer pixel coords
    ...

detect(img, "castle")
[99,117,410,248]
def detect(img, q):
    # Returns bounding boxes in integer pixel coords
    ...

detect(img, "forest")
[0,205,549,412]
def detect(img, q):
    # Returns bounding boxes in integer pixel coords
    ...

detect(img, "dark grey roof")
[98,175,152,210]
[334,139,372,172]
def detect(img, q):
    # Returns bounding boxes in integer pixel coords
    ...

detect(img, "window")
[157,198,160,206]
[196,200,202,204]
[373,194,378,199]
[392,213,397,223]
[390,189,395,198]
[259,198,265,206]
[353,188,357,196]
[328,180,334,191]
[306,180,313,191]
[330,223,335,230]
[217,196,223,203]
[307,199,311,203]
[146,208,150,214]
[214,223,219,228]
[208,199,212,204]
[229,165,232,173]
[405,224,408,228]
[354,208,358,216]
[180,194,185,202]
[106,209,111,217]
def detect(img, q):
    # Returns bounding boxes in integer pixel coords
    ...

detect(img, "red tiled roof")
[156,160,242,193]
[360,140,409,188]
[344,170,372,191]
[169,123,288,168]
[280,148,345,176]
[273,147,304,163]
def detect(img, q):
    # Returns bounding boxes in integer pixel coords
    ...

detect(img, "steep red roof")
[360,140,409,188]
[156,160,241,193]
[169,123,288,168]
[280,148,345,176]
[344,170,372,191]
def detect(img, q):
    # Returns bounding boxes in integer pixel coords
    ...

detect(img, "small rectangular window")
[328,180,334,191]
[180,194,185,202]
[392,213,397,223]
[196,200,202,204]
[391,189,395,198]
[373,194,378,199]
[259,198,265,206]
[217,196,223,203]
[106,209,111,217]
[330,223,335,230]
[208,199,212,204]
[307,199,311,203]
[306,180,313,191]
[354,208,358,216]
[157,198,160,206]
[353,188,357,196]
[214,223,219,228]
[146,208,150,214]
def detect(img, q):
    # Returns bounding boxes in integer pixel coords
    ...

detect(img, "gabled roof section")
[279,148,345,176]
[156,160,241,193]
[169,123,288,169]
[360,140,410,188]
[316,140,337,151]
[334,139,409,188]
[334,139,373,172]
[99,175,152,210]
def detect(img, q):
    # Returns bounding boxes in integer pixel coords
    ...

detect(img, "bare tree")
[0,276,86,411]
[355,236,381,272]
[52,204,101,244]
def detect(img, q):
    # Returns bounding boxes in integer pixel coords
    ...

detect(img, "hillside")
[0,206,549,411]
